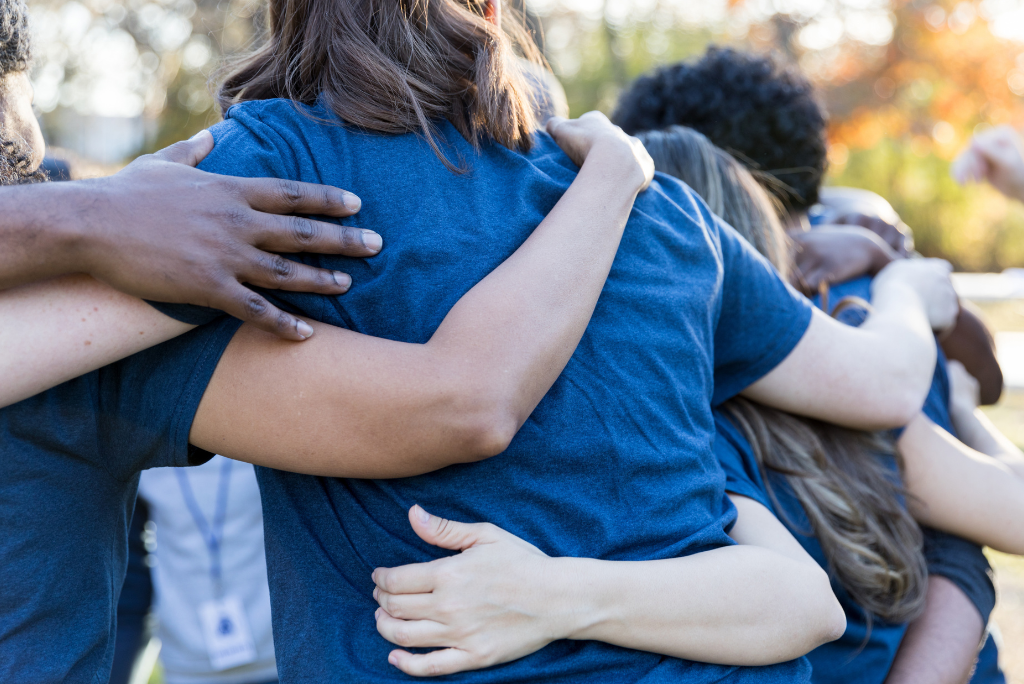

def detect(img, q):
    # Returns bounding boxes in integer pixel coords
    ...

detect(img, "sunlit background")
[24,0,1024,681]
[27,0,1024,270]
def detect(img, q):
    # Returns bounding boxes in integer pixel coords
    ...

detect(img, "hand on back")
[872,258,959,333]
[790,225,898,295]
[546,111,654,191]
[952,125,1024,202]
[75,130,382,340]
[372,506,562,677]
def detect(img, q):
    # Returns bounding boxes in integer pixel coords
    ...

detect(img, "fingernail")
[189,129,212,142]
[415,505,431,525]
[376,608,382,619]
[389,653,398,665]
[373,587,379,601]
[333,272,352,290]
[361,230,383,253]
[296,320,314,339]
[343,192,361,212]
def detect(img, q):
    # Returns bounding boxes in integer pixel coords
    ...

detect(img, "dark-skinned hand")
[829,211,914,256]
[74,130,380,340]
[789,225,899,296]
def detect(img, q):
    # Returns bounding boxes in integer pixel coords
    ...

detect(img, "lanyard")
[175,458,233,597]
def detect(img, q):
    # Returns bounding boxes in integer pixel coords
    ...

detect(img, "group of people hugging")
[4,0,1024,682]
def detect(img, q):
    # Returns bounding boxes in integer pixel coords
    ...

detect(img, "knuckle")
[266,254,294,281]
[276,179,305,207]
[394,628,412,647]
[291,216,320,244]
[243,293,267,318]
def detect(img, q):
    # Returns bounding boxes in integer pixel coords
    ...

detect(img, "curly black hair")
[612,46,828,214]
[0,0,29,78]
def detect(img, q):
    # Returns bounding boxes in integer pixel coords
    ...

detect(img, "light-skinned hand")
[547,111,654,191]
[951,125,1024,202]
[871,258,959,333]
[371,505,564,677]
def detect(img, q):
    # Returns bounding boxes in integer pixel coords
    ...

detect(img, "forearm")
[193,144,644,477]
[425,143,642,439]
[950,405,1024,478]
[901,414,1024,553]
[0,182,92,289]
[0,274,191,408]
[885,576,983,684]
[744,286,936,430]
[558,546,841,665]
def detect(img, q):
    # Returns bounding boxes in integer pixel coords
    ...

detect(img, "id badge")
[198,594,259,671]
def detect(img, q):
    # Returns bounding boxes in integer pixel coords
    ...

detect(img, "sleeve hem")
[168,318,244,468]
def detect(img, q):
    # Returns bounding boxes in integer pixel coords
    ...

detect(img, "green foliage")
[831,141,1024,271]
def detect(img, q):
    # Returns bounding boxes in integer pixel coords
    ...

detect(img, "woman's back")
[179,98,815,682]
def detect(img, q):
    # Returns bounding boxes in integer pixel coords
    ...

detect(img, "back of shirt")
[0,319,241,682]
[161,98,814,683]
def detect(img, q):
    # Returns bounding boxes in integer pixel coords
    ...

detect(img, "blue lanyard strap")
[175,458,233,594]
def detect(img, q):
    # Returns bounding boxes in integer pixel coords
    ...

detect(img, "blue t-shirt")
[716,277,993,684]
[152,98,816,683]
[0,318,241,682]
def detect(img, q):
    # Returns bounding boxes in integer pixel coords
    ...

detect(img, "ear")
[484,0,500,26]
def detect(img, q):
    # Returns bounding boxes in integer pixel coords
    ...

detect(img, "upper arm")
[0,274,191,408]
[712,221,814,405]
[742,308,920,430]
[728,494,820,569]
[190,320,488,478]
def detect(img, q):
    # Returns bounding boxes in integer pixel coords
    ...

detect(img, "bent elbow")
[808,568,846,648]
[468,412,519,460]
[449,397,520,464]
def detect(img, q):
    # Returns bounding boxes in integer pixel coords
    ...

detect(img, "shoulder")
[201,99,333,179]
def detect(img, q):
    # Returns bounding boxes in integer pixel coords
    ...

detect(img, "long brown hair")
[216,0,542,170]
[638,125,927,624]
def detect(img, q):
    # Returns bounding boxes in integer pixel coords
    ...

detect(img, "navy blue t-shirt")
[0,318,241,682]
[152,99,816,683]
[716,277,994,684]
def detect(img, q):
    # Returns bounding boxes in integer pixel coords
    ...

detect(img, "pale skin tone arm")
[743,258,958,430]
[896,361,1024,554]
[370,498,846,677]
[4,113,653,479]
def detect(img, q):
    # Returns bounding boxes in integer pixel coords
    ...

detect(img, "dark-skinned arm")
[941,301,1003,405]
[885,576,984,684]
[0,130,380,340]
[190,113,653,478]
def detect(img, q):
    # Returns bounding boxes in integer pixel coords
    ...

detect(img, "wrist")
[550,557,611,643]
[869,241,899,275]
[60,178,120,277]
[582,139,647,195]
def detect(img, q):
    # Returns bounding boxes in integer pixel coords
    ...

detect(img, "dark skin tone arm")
[189,113,654,478]
[790,222,1003,404]
[0,130,382,340]
[885,576,984,684]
